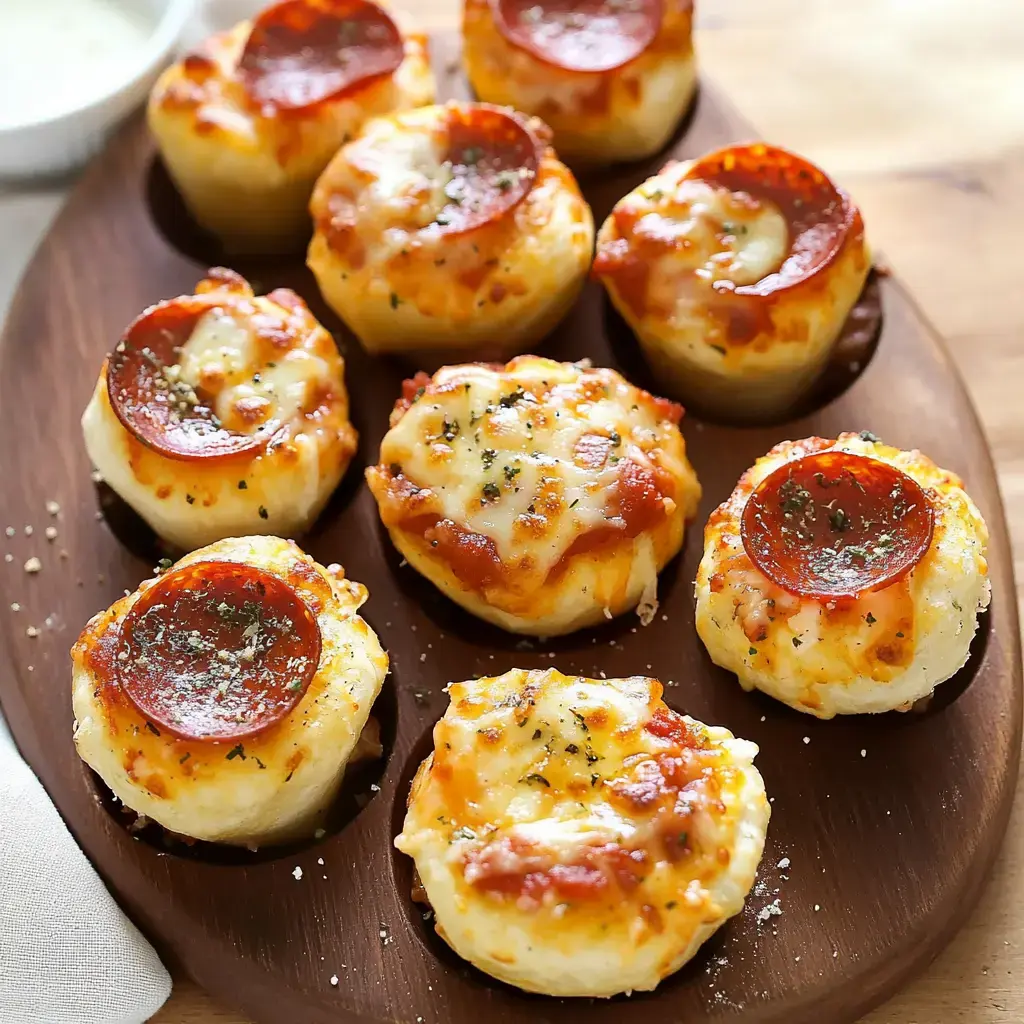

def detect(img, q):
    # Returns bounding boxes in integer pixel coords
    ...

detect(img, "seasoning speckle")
[292,866,303,880]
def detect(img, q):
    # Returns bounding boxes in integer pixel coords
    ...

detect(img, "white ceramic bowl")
[0,0,195,179]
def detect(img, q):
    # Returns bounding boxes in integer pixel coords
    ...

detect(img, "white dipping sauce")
[0,0,156,127]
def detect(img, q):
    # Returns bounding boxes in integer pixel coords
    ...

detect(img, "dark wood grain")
[0,33,1019,1024]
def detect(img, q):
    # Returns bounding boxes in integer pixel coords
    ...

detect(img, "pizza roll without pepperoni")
[366,356,701,636]
[695,433,991,718]
[396,668,770,997]
[307,102,594,357]
[148,0,435,253]
[72,536,389,847]
[463,0,696,165]
[593,144,871,420]
[82,269,357,552]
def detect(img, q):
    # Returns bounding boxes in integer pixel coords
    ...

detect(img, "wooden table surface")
[1,0,1018,1021]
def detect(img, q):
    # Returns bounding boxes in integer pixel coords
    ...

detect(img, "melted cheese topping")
[82,271,357,551]
[462,0,696,163]
[695,433,991,717]
[72,536,389,847]
[179,306,336,433]
[307,104,594,355]
[366,356,701,632]
[396,668,770,997]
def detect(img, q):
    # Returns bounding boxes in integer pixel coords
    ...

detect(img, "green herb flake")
[792,636,803,647]
[258,505,269,520]
[481,448,497,469]
[524,773,550,787]
[237,480,248,490]
[498,387,526,408]
[226,744,246,761]
[481,482,501,501]
[749,646,757,656]
[865,612,877,625]
[829,508,850,532]
[390,292,401,310]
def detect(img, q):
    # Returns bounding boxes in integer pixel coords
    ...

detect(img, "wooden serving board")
[0,34,1019,1024]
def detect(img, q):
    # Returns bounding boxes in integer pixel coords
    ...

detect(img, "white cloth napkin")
[0,718,172,1024]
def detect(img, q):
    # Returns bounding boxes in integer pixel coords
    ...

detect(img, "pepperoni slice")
[428,105,541,235]
[685,143,857,295]
[106,297,274,462]
[115,561,322,742]
[238,0,403,113]
[493,0,663,73]
[740,450,935,600]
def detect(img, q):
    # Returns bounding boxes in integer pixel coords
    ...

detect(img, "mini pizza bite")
[695,433,991,718]
[72,536,389,847]
[367,356,701,635]
[593,144,871,420]
[396,668,770,996]
[307,102,594,356]
[462,0,696,165]
[82,269,357,552]
[148,0,435,252]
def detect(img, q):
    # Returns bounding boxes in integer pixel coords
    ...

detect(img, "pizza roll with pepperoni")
[366,356,701,636]
[462,0,696,165]
[593,144,871,420]
[695,433,991,718]
[396,668,770,996]
[72,536,389,847]
[82,269,357,552]
[147,0,435,253]
[307,102,594,357]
